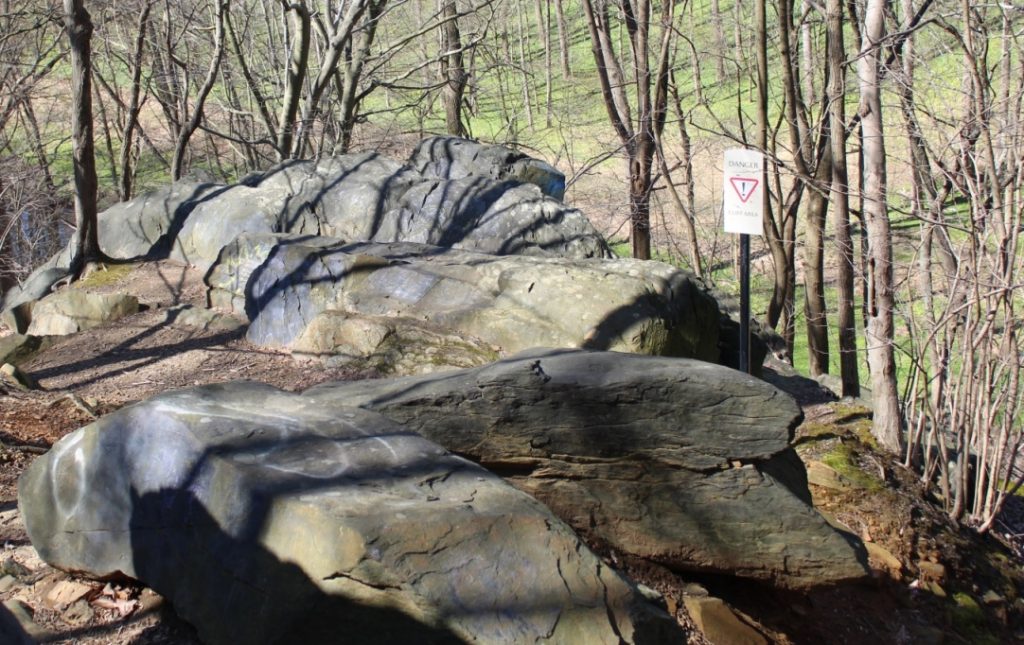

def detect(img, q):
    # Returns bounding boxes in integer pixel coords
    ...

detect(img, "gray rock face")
[25,291,139,336]
[206,234,721,368]
[306,350,870,588]
[387,176,608,258]
[99,182,225,260]
[254,153,422,239]
[0,268,71,333]
[408,136,567,200]
[4,140,611,334]
[19,382,677,645]
[169,152,606,269]
[291,311,500,375]
[170,184,283,268]
[114,145,607,270]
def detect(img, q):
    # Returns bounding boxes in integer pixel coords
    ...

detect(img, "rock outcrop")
[205,234,722,368]
[138,148,607,269]
[0,139,767,376]
[9,137,865,641]
[306,349,870,589]
[2,139,609,328]
[19,382,678,645]
[408,136,567,200]
[98,182,224,260]
[25,291,139,337]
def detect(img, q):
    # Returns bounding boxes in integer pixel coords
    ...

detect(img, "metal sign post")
[723,149,765,374]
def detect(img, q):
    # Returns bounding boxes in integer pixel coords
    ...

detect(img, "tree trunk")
[534,0,552,126]
[668,82,703,277]
[277,1,310,160]
[858,0,903,454]
[801,0,816,106]
[804,143,832,376]
[93,82,119,189]
[293,0,374,158]
[332,0,385,153]
[756,0,773,314]
[515,0,533,129]
[20,101,55,192]
[581,0,665,261]
[225,11,278,152]
[629,155,653,260]
[828,0,860,397]
[554,0,571,78]
[767,0,808,363]
[119,0,153,200]
[710,0,726,84]
[64,0,102,276]
[440,0,467,137]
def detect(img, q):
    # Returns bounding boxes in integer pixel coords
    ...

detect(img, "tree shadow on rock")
[127,484,466,645]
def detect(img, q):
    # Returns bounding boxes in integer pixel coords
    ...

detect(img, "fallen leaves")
[91,583,139,618]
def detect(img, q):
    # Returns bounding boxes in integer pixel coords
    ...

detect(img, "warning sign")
[729,177,759,203]
[723,149,764,235]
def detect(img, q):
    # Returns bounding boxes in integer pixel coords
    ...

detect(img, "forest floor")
[0,260,1022,643]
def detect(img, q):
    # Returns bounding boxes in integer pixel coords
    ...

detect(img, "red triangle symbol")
[730,177,759,203]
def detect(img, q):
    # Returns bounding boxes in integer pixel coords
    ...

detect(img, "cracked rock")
[307,349,871,589]
[207,233,722,368]
[19,382,678,644]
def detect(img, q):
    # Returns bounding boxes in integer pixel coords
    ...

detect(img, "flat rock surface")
[307,349,798,470]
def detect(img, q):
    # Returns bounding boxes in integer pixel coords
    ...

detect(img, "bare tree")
[171,0,228,180]
[581,0,673,260]
[553,0,570,78]
[858,0,902,454]
[118,0,155,199]
[827,0,859,397]
[440,0,467,136]
[64,0,103,277]
[276,0,310,159]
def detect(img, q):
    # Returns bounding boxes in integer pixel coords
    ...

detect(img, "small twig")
[0,441,48,455]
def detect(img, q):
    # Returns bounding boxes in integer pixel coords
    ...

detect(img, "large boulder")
[306,350,870,589]
[99,182,225,260]
[408,136,568,200]
[386,176,608,258]
[248,153,421,239]
[170,151,607,269]
[2,141,614,335]
[25,290,139,336]
[206,234,721,368]
[19,382,678,645]
[170,184,284,268]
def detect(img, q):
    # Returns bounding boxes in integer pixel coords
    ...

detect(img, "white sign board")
[723,148,764,236]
